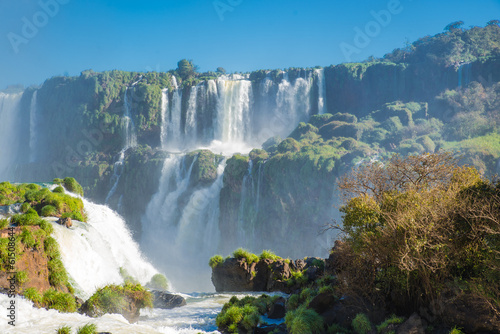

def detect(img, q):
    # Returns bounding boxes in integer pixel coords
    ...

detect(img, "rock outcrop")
[211,257,324,293]
[151,290,186,309]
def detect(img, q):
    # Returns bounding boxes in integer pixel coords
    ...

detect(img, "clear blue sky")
[0,0,499,90]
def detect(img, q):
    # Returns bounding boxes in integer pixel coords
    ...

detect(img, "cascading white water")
[315,68,327,114]
[123,87,138,149]
[105,87,139,204]
[141,154,227,292]
[215,78,252,144]
[276,72,313,132]
[29,90,38,163]
[0,92,23,178]
[52,198,159,300]
[160,88,169,150]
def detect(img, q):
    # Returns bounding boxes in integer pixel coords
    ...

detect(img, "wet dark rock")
[151,290,186,309]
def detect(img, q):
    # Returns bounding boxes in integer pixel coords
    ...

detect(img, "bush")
[216,303,260,333]
[337,152,500,313]
[285,305,323,334]
[147,273,169,290]
[76,323,97,334]
[40,205,57,217]
[56,326,71,334]
[209,255,224,268]
[259,250,282,261]
[232,248,259,265]
[352,313,372,334]
[42,289,76,313]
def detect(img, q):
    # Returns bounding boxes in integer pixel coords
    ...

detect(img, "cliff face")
[0,26,498,257]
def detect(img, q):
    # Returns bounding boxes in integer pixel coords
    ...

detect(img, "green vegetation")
[232,248,259,265]
[42,289,77,313]
[15,270,29,286]
[352,313,372,334]
[449,327,465,334]
[335,152,500,316]
[147,273,169,290]
[216,295,279,333]
[376,315,405,333]
[56,326,72,334]
[285,305,323,334]
[259,250,282,261]
[0,180,87,222]
[76,323,97,334]
[0,218,9,229]
[84,283,153,317]
[23,287,42,306]
[209,255,224,268]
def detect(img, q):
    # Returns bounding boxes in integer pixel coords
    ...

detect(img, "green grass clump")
[85,283,153,317]
[0,218,9,229]
[40,205,57,217]
[216,304,260,333]
[42,289,76,313]
[376,314,405,333]
[449,327,465,334]
[44,236,60,258]
[286,269,308,287]
[20,202,31,213]
[62,177,84,196]
[15,270,29,286]
[56,325,71,334]
[48,258,69,287]
[76,323,97,334]
[328,323,351,334]
[259,249,282,261]
[209,255,224,268]
[52,186,65,194]
[285,305,324,334]
[11,209,44,226]
[232,248,259,265]
[147,273,169,290]
[23,287,42,306]
[20,227,37,248]
[352,313,373,334]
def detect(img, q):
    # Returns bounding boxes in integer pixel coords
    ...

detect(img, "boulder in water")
[151,290,186,309]
[57,217,72,228]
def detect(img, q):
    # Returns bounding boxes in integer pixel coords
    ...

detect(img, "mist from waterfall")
[0,92,23,179]
[143,70,328,291]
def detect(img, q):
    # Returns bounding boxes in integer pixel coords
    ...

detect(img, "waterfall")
[29,90,38,163]
[123,87,137,149]
[143,69,327,290]
[276,72,313,132]
[160,88,168,149]
[215,78,252,144]
[141,154,226,291]
[52,198,159,300]
[316,68,327,114]
[105,88,139,204]
[458,63,472,88]
[0,92,23,178]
